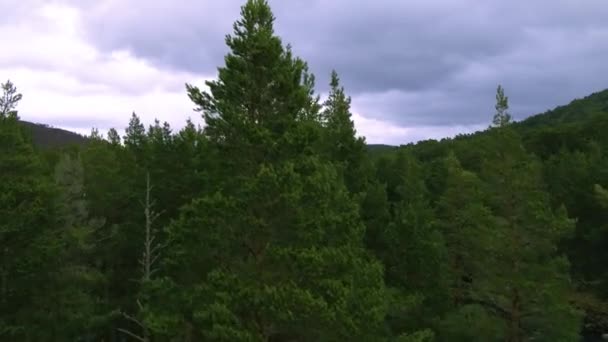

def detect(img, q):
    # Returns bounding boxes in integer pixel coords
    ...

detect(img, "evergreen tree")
[0,80,22,118]
[124,112,148,165]
[0,81,54,339]
[150,1,389,340]
[436,151,494,307]
[435,152,503,341]
[372,150,449,337]
[107,127,122,145]
[321,70,369,195]
[80,132,140,340]
[42,153,107,339]
[480,89,581,341]
[185,0,320,184]
[492,85,512,127]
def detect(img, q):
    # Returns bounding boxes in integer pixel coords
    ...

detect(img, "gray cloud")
[73,0,608,128]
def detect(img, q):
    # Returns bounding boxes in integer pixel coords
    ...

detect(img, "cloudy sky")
[2,0,607,144]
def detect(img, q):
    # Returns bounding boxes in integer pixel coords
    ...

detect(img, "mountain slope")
[518,88,608,129]
[20,121,87,148]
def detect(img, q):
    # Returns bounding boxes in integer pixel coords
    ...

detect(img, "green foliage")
[436,152,494,307]
[0,84,55,339]
[158,157,388,340]
[320,70,370,195]
[3,1,608,340]
[0,80,22,119]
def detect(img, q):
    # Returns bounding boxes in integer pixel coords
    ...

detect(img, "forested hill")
[20,120,86,147]
[518,88,608,129]
[2,0,608,340]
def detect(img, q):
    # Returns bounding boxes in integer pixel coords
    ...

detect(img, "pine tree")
[0,81,54,339]
[185,0,320,180]
[80,131,140,340]
[41,153,107,339]
[434,152,504,341]
[321,70,370,195]
[107,128,121,145]
[151,1,388,340]
[492,85,512,127]
[436,152,494,307]
[375,151,449,337]
[124,112,148,165]
[480,88,581,341]
[0,80,22,118]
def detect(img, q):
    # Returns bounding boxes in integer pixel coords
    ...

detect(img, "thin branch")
[117,328,146,342]
[122,311,145,328]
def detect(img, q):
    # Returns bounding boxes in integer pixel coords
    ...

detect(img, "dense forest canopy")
[2,1,608,341]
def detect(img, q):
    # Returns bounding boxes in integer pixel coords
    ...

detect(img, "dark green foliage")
[320,70,370,195]
[0,82,54,339]
[3,1,608,340]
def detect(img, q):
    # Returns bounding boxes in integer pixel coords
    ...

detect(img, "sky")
[2,0,608,145]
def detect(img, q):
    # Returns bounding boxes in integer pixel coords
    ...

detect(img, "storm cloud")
[3,0,608,143]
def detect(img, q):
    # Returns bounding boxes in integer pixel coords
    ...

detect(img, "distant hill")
[518,89,608,129]
[20,121,87,148]
[22,120,401,151]
[366,144,397,152]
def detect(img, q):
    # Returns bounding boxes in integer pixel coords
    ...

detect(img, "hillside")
[518,88,608,129]
[20,121,86,148]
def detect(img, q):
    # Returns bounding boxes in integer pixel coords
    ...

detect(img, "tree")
[436,151,494,307]
[434,152,504,341]
[79,131,140,340]
[149,1,389,340]
[41,153,107,339]
[124,112,148,165]
[118,172,162,342]
[492,85,512,127]
[321,70,370,196]
[185,0,320,181]
[480,88,581,341]
[0,80,22,118]
[108,128,122,145]
[0,81,55,339]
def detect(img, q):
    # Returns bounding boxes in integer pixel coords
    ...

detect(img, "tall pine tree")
[150,1,388,340]
[481,86,581,341]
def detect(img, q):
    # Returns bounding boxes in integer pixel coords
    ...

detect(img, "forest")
[2,0,608,341]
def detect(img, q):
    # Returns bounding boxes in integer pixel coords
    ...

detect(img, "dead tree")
[118,172,162,342]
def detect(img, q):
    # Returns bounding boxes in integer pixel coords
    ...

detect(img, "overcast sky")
[2,0,607,144]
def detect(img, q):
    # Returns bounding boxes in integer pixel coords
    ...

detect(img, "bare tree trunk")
[118,172,161,342]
